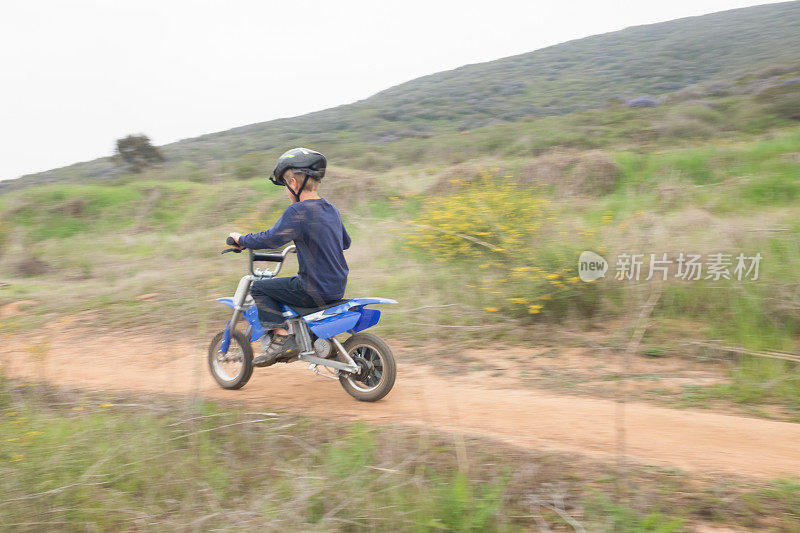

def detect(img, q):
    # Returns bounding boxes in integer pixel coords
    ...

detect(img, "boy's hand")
[228,232,244,248]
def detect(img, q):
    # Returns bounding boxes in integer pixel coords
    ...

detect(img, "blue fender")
[308,311,362,338]
[351,308,381,333]
[216,297,235,309]
[216,298,265,342]
[322,297,397,317]
[243,305,266,342]
[217,296,396,341]
[304,297,397,337]
[220,321,232,353]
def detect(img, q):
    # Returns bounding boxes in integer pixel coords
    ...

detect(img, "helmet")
[270,147,327,186]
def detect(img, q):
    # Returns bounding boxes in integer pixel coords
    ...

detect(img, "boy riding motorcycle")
[228,148,350,366]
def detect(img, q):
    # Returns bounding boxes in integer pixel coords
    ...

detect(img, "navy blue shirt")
[238,198,350,301]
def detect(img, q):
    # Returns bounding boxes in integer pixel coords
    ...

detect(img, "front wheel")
[208,330,253,390]
[338,333,396,402]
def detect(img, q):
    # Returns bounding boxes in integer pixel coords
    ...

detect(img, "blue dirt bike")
[208,238,397,402]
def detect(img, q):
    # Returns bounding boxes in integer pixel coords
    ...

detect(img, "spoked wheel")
[339,333,396,402]
[208,330,254,390]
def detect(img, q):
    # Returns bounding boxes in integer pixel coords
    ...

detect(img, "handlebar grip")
[226,236,237,246]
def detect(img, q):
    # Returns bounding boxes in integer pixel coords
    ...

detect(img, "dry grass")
[14,256,49,278]
[320,167,387,210]
[519,148,620,197]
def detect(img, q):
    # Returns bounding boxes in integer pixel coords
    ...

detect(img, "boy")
[228,147,350,366]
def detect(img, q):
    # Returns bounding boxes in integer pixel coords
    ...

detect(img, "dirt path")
[3,327,799,479]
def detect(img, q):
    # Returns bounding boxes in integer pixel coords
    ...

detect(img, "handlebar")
[252,252,285,262]
[221,236,296,278]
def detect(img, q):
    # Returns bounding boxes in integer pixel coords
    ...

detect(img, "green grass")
[3,179,287,243]
[680,356,800,413]
[585,495,684,533]
[8,183,143,240]
[614,127,800,210]
[2,381,798,532]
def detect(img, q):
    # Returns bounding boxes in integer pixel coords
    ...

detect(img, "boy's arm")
[238,207,300,250]
[342,223,351,250]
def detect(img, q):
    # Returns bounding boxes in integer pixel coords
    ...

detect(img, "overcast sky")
[0,0,784,181]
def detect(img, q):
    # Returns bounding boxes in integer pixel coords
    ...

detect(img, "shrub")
[570,150,621,196]
[321,168,385,210]
[406,172,598,319]
[757,83,800,120]
[15,256,49,277]
[519,149,620,197]
[349,151,395,171]
[653,114,716,140]
[113,134,164,173]
[233,152,269,180]
[626,96,659,108]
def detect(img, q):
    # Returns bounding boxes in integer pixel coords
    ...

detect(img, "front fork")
[219,275,254,354]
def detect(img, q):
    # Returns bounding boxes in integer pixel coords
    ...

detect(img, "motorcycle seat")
[288,298,349,317]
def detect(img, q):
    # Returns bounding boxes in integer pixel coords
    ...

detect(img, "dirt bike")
[207,238,397,402]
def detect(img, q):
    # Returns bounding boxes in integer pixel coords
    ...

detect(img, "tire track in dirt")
[3,328,799,479]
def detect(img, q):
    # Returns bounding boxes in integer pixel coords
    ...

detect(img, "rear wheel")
[338,333,396,402]
[208,330,253,390]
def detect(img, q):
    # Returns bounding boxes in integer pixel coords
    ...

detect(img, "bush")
[233,152,269,180]
[406,172,598,319]
[653,113,716,139]
[15,256,49,277]
[570,150,621,196]
[626,96,659,108]
[519,149,620,197]
[321,168,385,210]
[114,134,164,173]
[757,83,800,120]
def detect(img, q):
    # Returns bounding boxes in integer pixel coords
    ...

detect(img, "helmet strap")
[288,172,311,203]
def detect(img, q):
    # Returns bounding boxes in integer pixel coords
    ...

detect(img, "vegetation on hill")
[6,1,800,189]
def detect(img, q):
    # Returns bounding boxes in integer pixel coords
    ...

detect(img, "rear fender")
[351,308,381,333]
[305,298,396,337]
[308,311,361,339]
[321,297,397,317]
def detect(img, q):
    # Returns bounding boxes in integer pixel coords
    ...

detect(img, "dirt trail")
[3,328,799,479]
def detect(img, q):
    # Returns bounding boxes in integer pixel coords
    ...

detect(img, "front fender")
[216,297,235,309]
[216,298,264,342]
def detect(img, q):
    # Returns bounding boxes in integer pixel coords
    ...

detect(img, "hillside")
[6,0,800,190]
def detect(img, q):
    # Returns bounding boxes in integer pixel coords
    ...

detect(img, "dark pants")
[250,276,326,329]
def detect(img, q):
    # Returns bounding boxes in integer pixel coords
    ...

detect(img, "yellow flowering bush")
[406,172,599,319]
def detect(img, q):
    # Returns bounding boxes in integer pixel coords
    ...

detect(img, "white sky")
[0,0,784,181]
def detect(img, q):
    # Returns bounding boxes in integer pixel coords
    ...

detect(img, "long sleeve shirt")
[238,198,351,301]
